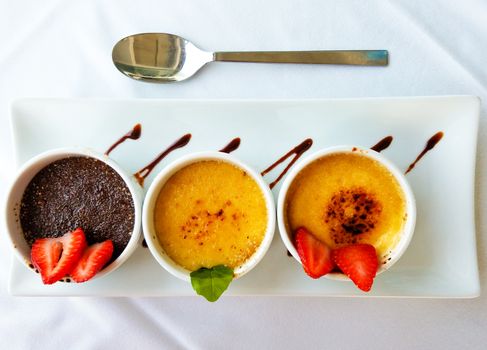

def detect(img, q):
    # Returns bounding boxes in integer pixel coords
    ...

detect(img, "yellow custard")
[285,152,407,260]
[154,160,267,271]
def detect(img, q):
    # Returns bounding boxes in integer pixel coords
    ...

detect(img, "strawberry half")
[70,240,114,283]
[333,244,378,292]
[295,227,334,278]
[31,228,87,284]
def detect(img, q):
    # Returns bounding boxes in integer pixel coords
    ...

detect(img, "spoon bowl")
[112,33,212,82]
[112,33,389,83]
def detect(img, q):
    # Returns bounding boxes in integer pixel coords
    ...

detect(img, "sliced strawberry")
[295,227,334,279]
[31,228,87,284]
[70,240,114,283]
[333,244,378,292]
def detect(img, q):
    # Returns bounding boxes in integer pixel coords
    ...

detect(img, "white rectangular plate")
[9,96,480,297]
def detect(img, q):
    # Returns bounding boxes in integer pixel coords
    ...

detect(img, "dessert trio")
[6,123,442,301]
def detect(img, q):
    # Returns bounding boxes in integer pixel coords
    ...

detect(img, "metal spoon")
[112,33,388,83]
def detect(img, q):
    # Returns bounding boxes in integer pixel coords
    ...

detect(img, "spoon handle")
[214,50,388,66]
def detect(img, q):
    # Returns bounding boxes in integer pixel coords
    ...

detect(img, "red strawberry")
[31,228,87,284]
[70,240,114,283]
[295,227,334,278]
[333,244,378,292]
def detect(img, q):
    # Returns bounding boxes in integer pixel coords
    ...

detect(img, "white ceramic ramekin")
[277,145,416,280]
[4,148,143,281]
[142,151,276,282]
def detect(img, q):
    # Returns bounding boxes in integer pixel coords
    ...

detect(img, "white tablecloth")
[1,0,486,349]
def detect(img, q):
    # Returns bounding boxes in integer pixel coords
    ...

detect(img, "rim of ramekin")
[277,145,416,281]
[142,151,276,282]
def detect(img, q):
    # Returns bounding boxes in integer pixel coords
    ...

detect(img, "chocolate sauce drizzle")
[405,131,444,174]
[219,137,241,154]
[134,133,192,186]
[261,138,313,189]
[105,123,142,156]
[371,136,393,153]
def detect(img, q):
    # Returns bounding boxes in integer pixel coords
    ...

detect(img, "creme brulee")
[285,152,407,260]
[154,160,267,271]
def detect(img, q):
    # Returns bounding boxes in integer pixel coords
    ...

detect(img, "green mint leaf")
[190,265,234,302]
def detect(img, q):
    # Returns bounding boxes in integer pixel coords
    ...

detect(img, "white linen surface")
[1,0,486,349]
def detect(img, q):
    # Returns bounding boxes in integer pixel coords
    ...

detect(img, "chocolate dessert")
[20,156,135,261]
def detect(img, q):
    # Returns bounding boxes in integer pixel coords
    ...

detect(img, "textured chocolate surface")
[20,156,135,261]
